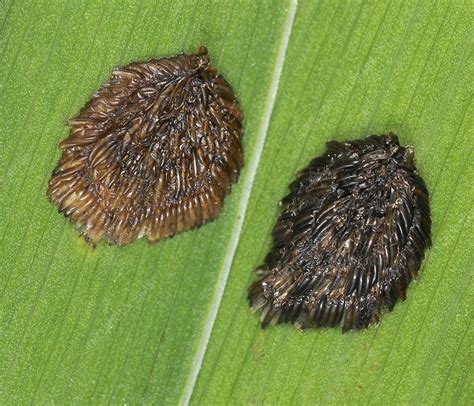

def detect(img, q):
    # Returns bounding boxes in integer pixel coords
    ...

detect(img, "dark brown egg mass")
[248,134,431,332]
[47,47,243,245]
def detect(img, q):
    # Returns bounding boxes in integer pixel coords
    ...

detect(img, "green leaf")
[192,1,473,404]
[0,0,290,403]
[0,0,472,405]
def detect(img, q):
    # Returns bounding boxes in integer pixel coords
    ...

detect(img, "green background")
[0,0,472,404]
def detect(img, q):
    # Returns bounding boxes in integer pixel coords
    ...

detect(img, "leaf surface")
[192,0,473,404]
[0,0,472,404]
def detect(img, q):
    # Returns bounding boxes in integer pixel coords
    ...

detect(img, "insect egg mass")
[47,47,243,245]
[248,134,431,332]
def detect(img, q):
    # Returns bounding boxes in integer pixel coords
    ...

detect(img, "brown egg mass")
[248,134,431,332]
[47,47,243,245]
